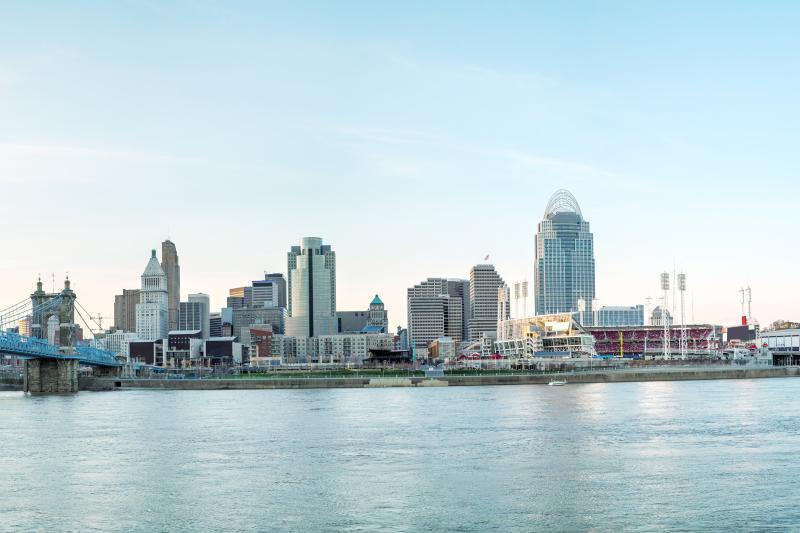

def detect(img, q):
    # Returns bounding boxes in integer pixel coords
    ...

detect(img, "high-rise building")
[286,237,337,337]
[534,189,595,321]
[467,264,507,341]
[161,239,181,332]
[367,295,388,332]
[209,312,222,337]
[113,288,140,332]
[264,273,287,309]
[407,278,465,349]
[179,293,211,338]
[135,250,169,341]
[252,278,280,308]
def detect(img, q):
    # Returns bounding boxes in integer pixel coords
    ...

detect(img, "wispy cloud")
[333,125,654,192]
[0,142,244,184]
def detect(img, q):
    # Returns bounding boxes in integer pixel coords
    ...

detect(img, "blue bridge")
[0,331,121,367]
[1,277,122,393]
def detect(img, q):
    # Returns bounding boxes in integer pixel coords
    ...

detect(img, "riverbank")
[77,365,800,391]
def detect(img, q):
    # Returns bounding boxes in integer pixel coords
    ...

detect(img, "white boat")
[548,379,567,386]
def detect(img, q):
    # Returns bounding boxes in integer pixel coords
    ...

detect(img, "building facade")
[337,294,389,333]
[231,306,286,339]
[534,189,595,321]
[595,305,645,327]
[252,277,282,308]
[286,237,337,337]
[161,240,181,333]
[264,273,287,309]
[135,250,169,341]
[209,312,222,337]
[407,278,466,349]
[367,295,389,332]
[467,264,507,341]
[113,288,140,332]
[179,293,211,339]
[102,330,139,358]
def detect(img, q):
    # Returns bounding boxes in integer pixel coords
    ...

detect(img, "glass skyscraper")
[286,237,337,337]
[534,190,595,320]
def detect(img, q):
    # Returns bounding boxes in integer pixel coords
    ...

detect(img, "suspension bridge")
[0,277,121,393]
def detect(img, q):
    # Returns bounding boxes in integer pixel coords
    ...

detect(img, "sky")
[0,1,798,331]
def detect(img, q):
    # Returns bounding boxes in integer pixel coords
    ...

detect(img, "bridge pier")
[23,359,79,394]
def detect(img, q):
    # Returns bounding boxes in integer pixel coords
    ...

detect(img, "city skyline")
[1,2,798,328]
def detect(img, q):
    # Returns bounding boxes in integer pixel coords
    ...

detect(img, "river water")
[1,379,798,532]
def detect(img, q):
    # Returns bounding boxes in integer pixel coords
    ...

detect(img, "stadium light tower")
[521,281,528,318]
[679,273,687,360]
[661,272,671,360]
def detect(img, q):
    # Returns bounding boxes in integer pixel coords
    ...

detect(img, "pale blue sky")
[1,1,797,328]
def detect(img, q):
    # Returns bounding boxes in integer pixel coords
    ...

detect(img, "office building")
[594,305,645,327]
[337,294,389,333]
[367,295,388,332]
[264,273,287,308]
[179,293,211,339]
[161,240,181,332]
[407,278,465,349]
[447,278,471,341]
[252,276,285,308]
[227,286,252,309]
[114,289,140,333]
[17,315,32,337]
[102,330,139,358]
[534,189,595,320]
[209,312,222,337]
[286,237,337,337]
[232,306,286,339]
[467,264,507,341]
[135,249,169,341]
[337,310,369,334]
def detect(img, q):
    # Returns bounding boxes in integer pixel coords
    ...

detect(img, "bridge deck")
[0,331,121,367]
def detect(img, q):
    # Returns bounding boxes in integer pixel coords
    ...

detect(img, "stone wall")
[24,359,79,394]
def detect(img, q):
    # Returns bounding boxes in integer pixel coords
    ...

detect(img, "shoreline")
[74,366,799,391]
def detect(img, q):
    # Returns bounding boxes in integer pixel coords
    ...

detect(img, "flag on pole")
[484,254,490,261]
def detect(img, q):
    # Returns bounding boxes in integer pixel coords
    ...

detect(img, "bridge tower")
[30,276,77,354]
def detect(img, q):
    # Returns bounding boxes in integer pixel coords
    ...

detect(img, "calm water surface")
[1,379,799,532]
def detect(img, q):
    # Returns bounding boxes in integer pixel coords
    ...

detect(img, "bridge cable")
[73,305,98,340]
[74,300,105,336]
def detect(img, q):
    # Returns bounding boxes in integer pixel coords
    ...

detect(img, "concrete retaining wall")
[91,366,799,391]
